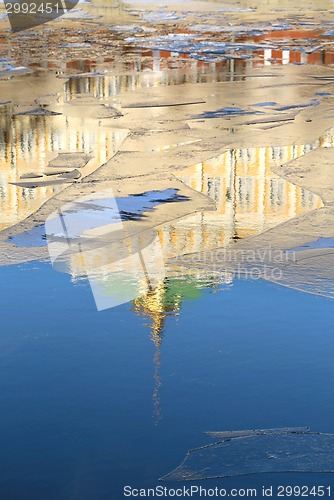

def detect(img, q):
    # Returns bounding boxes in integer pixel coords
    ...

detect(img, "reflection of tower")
[133,279,181,424]
[132,274,220,423]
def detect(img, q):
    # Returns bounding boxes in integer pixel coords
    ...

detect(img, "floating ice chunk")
[216,6,255,12]
[189,24,264,35]
[161,428,334,481]
[109,24,156,33]
[58,8,100,19]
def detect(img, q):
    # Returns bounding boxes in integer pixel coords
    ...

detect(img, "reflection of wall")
[158,143,323,259]
[0,109,125,229]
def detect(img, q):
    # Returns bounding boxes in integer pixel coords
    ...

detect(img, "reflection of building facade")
[63,140,325,281]
[59,28,334,91]
[157,143,323,259]
[249,30,334,66]
[0,109,126,230]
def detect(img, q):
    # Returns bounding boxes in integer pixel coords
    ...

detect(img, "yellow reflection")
[158,141,324,259]
[0,109,127,230]
[133,280,181,423]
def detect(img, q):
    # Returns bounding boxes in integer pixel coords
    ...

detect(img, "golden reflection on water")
[67,138,328,292]
[1,76,332,420]
[158,142,324,259]
[128,133,332,421]
[0,108,127,230]
[132,280,181,423]
[64,135,330,351]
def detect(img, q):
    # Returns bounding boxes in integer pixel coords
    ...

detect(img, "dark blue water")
[1,262,334,499]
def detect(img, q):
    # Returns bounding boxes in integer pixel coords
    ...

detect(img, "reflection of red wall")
[251,29,324,40]
[256,48,334,65]
[141,48,248,71]
[66,60,93,71]
[173,28,334,67]
[4,25,333,71]
[242,29,334,65]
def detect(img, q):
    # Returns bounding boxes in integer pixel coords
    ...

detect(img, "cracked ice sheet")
[2,63,334,267]
[0,175,215,266]
[161,432,334,481]
[113,65,334,130]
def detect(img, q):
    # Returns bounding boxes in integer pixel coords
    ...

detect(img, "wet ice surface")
[252,101,277,107]
[274,98,320,111]
[161,429,334,481]
[0,102,128,230]
[47,188,188,238]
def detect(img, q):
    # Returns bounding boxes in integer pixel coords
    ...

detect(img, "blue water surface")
[1,262,334,499]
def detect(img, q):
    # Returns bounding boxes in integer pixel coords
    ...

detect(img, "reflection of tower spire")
[133,279,181,424]
[152,344,162,424]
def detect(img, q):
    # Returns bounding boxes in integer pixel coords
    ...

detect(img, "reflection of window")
[304,144,312,154]
[207,177,221,203]
[292,145,299,159]
[272,147,281,160]
[270,179,284,206]
[239,148,253,163]
[301,189,314,208]
[238,177,254,206]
